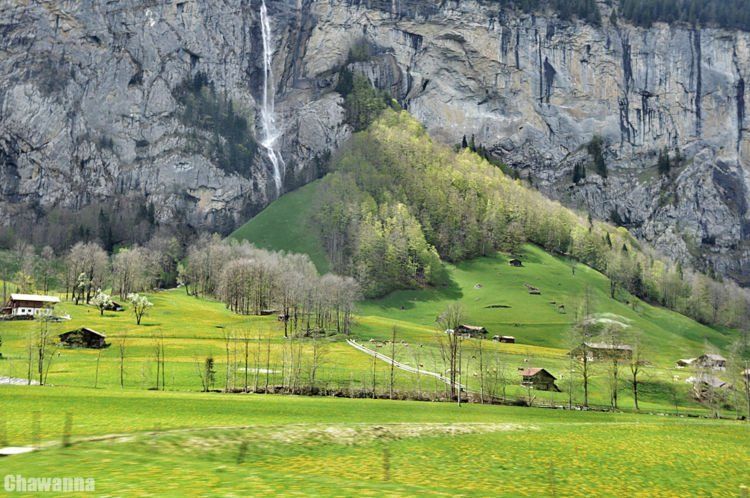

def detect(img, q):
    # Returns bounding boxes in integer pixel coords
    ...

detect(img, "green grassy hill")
[227,178,741,412]
[229,180,330,273]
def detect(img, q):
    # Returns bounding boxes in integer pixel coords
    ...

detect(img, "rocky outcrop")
[1,0,749,282]
[0,0,349,243]
[301,0,750,283]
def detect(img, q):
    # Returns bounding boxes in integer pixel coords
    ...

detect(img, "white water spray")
[260,0,284,193]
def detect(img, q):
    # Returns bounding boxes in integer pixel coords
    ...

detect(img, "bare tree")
[437,304,463,400]
[571,286,595,408]
[309,337,328,392]
[602,322,628,410]
[36,315,55,385]
[389,327,399,399]
[119,333,127,388]
[628,331,647,411]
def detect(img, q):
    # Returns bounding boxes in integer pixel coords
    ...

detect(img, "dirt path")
[346,339,466,391]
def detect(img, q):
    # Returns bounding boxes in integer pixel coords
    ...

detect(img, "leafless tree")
[437,304,463,400]
[309,337,328,392]
[628,331,647,411]
[571,286,595,407]
[388,327,400,399]
[119,333,127,389]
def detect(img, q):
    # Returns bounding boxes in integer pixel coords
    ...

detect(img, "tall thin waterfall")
[260,0,284,194]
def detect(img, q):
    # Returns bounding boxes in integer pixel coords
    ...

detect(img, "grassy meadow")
[0,244,734,412]
[0,386,748,496]
[0,181,748,495]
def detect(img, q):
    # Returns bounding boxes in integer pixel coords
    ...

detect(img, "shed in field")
[59,327,108,349]
[695,354,727,371]
[676,358,695,368]
[519,368,560,391]
[508,258,523,267]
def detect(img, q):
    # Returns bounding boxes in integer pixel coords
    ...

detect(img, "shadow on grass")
[366,271,463,312]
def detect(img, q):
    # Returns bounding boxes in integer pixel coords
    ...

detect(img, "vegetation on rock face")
[172,72,257,176]
[618,0,750,31]
[496,0,750,31]
[304,109,749,328]
[495,0,602,25]
[586,135,608,178]
[337,71,398,132]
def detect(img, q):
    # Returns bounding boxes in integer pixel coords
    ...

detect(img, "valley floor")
[0,386,748,496]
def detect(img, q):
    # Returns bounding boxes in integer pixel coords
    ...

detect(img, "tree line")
[618,0,750,31]
[314,109,750,329]
[179,235,361,336]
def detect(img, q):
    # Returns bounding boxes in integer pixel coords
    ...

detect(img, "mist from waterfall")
[260,0,284,194]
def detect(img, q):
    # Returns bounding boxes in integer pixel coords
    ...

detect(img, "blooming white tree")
[91,289,113,316]
[127,293,153,325]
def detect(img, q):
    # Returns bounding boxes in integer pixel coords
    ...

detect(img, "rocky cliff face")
[2,0,749,282]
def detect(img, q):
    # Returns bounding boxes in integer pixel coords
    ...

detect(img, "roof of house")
[699,353,727,362]
[61,327,106,338]
[687,374,727,389]
[677,358,696,364]
[458,324,486,331]
[520,368,556,379]
[9,293,60,304]
[501,335,515,339]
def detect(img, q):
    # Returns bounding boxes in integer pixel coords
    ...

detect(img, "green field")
[226,179,740,412]
[1,179,748,495]
[1,386,748,496]
[229,180,330,273]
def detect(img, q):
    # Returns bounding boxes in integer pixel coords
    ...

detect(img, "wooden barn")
[59,327,108,349]
[519,368,560,391]
[695,353,727,371]
[570,342,633,361]
[508,258,523,267]
[492,335,516,343]
[455,324,488,338]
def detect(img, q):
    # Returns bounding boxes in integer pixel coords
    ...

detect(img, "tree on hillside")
[36,315,58,386]
[118,333,127,389]
[127,293,153,325]
[601,321,628,409]
[38,245,55,294]
[91,289,113,316]
[437,304,464,401]
[628,331,648,411]
[389,326,399,400]
[66,242,109,304]
[571,286,596,408]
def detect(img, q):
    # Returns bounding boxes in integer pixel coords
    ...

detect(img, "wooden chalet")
[519,368,560,391]
[59,327,108,349]
[1,293,60,318]
[454,324,488,338]
[492,335,516,343]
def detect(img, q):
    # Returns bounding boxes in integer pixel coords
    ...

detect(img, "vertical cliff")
[1,0,749,282]
[299,0,750,282]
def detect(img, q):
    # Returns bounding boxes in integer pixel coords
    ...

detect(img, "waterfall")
[260,0,284,194]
